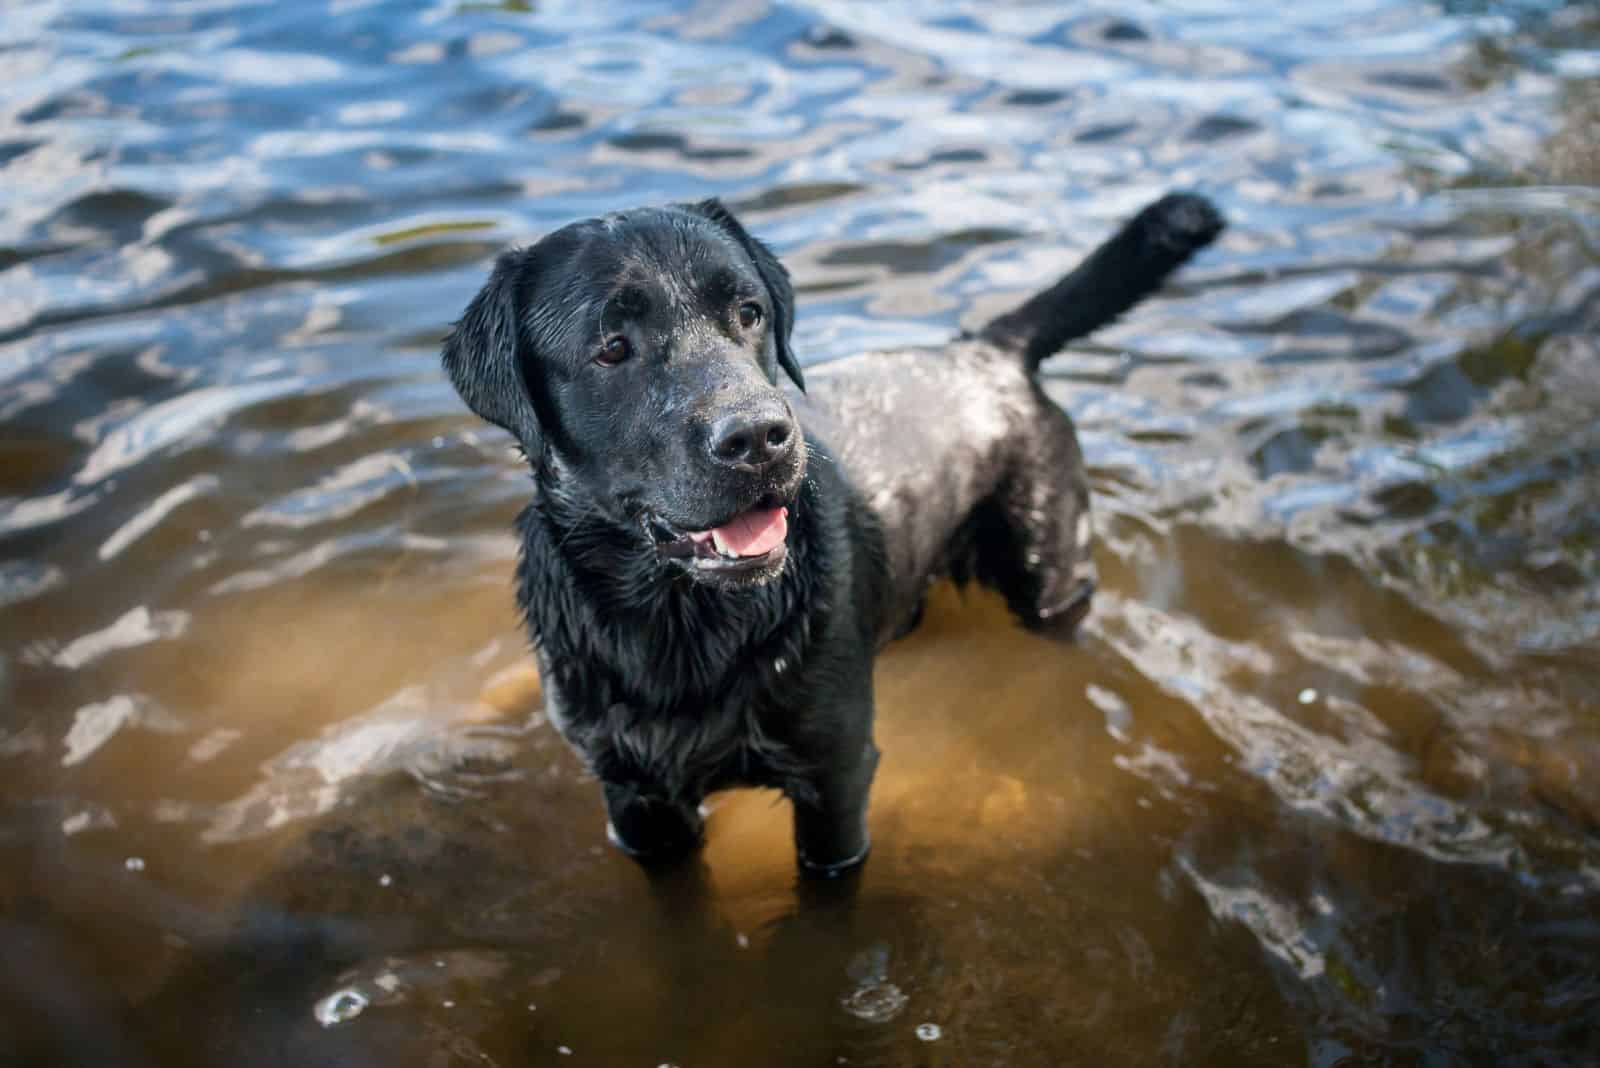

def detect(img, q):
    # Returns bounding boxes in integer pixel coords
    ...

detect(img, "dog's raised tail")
[980,192,1223,372]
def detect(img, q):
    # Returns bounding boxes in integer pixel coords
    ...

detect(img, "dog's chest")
[544,675,805,800]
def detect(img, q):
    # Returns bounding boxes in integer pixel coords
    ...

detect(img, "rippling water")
[3,1,1598,1064]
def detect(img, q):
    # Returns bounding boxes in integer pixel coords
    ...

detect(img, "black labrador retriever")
[442,193,1222,876]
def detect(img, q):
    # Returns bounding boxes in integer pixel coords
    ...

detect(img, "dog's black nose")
[709,410,796,471]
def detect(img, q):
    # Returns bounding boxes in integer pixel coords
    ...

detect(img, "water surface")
[2,1,1598,1064]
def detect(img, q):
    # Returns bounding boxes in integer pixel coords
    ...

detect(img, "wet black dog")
[442,193,1222,875]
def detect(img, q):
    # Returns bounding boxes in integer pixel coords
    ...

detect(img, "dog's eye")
[737,302,764,329]
[595,336,632,367]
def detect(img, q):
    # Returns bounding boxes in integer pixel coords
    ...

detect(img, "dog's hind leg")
[975,406,1098,640]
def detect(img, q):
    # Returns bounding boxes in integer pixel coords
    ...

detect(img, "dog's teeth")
[711,529,731,556]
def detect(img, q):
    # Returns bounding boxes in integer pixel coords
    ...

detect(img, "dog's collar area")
[646,498,791,572]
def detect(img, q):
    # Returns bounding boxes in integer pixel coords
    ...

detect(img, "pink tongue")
[709,507,788,557]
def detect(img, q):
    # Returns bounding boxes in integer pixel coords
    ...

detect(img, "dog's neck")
[514,471,825,717]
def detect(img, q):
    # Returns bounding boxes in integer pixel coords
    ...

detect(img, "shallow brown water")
[3,1,1599,1065]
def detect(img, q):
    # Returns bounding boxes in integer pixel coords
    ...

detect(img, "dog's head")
[442,199,807,586]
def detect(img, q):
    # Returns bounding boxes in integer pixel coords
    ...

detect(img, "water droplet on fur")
[915,1022,942,1041]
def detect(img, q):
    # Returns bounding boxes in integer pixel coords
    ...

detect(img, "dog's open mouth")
[648,501,790,573]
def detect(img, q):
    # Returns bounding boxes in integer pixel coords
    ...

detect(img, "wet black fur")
[441,193,1222,875]
[981,192,1226,368]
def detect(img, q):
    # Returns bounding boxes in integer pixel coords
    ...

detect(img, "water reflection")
[2,0,1598,1064]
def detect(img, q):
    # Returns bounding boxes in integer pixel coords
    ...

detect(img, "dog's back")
[795,194,1224,642]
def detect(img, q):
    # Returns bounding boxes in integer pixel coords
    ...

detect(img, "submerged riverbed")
[2,1,1598,1064]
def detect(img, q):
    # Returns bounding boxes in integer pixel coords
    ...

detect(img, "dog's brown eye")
[737,302,764,329]
[595,336,631,367]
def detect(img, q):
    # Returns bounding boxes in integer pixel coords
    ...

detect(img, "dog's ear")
[684,198,804,392]
[441,250,544,460]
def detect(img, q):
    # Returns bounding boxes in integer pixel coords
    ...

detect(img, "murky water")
[3,1,1598,1064]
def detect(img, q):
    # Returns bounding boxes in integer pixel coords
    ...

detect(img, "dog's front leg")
[602,782,704,867]
[791,704,879,878]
